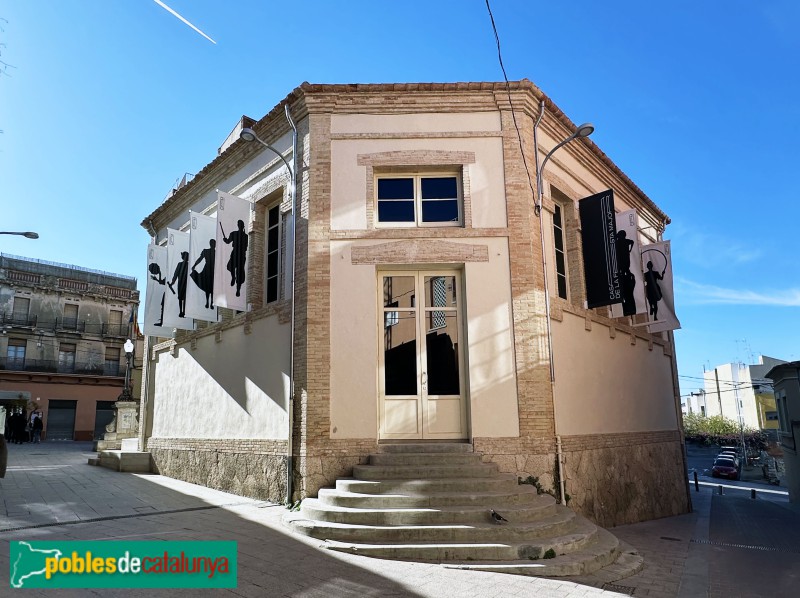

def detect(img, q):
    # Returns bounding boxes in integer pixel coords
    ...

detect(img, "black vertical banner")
[579,189,621,308]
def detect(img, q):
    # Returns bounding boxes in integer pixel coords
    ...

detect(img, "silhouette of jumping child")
[643,260,665,320]
[190,239,216,309]
[220,220,249,297]
[167,251,190,318]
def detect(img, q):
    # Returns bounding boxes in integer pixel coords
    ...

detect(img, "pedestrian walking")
[32,413,43,443]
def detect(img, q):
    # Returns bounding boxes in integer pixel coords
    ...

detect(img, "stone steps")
[313,517,602,563]
[369,452,483,466]
[439,527,623,577]
[297,499,573,529]
[352,462,500,480]
[96,450,151,473]
[378,443,473,453]
[317,486,550,509]
[285,443,640,580]
[337,474,519,495]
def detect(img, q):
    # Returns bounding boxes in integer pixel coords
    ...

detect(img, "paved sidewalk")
[2,442,799,597]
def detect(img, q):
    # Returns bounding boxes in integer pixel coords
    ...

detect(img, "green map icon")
[10,541,63,588]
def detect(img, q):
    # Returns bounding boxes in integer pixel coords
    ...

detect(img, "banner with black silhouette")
[640,240,680,332]
[143,243,169,337]
[186,211,219,322]
[164,228,194,331]
[610,209,647,318]
[215,191,250,312]
[579,189,621,308]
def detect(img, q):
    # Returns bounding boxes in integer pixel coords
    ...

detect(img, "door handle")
[421,372,428,386]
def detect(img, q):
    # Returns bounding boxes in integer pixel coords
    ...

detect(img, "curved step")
[307,516,602,563]
[317,487,553,510]
[353,462,499,480]
[337,474,519,495]
[369,453,484,466]
[378,443,473,454]
[300,497,567,526]
[286,507,591,545]
[438,527,622,577]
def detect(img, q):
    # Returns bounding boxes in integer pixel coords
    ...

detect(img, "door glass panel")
[425,311,460,395]
[384,311,417,395]
[424,276,456,307]
[384,276,416,308]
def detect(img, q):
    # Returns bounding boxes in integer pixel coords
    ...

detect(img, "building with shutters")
[0,254,139,441]
[139,80,689,527]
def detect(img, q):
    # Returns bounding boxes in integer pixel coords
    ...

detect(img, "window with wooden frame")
[63,303,79,330]
[58,343,76,374]
[105,347,121,376]
[553,202,568,300]
[6,339,26,370]
[265,203,281,304]
[376,173,462,227]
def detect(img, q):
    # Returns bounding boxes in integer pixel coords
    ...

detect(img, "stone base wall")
[475,431,690,527]
[560,431,689,527]
[297,439,379,499]
[147,438,288,504]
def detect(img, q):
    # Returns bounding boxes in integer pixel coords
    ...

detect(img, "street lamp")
[0,231,39,239]
[119,339,135,401]
[239,105,299,505]
[532,103,594,505]
[534,114,595,381]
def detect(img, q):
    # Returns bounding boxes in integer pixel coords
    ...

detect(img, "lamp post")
[532,103,594,505]
[0,231,39,239]
[239,106,298,505]
[119,339,135,401]
[533,109,594,383]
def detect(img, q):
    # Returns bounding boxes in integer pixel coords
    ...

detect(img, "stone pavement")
[1,442,798,597]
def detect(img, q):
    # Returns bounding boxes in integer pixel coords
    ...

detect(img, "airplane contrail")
[152,0,217,44]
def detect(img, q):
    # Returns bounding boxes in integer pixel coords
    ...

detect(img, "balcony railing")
[0,357,127,377]
[103,323,130,337]
[1,315,131,337]
[2,313,38,327]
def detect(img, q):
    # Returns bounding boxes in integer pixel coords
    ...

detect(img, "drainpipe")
[285,103,298,506]
[533,99,567,505]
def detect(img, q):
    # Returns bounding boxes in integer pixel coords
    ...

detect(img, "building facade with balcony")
[0,254,139,440]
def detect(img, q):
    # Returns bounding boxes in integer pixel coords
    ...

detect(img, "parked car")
[718,451,740,465]
[712,457,740,480]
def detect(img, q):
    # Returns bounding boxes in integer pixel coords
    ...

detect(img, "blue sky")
[2,1,799,396]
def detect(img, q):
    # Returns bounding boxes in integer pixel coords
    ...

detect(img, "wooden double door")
[378,270,468,440]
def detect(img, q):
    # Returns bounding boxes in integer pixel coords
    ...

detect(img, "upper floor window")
[63,304,79,330]
[265,204,281,303]
[6,339,26,371]
[105,347,121,376]
[553,203,568,300]
[58,343,76,374]
[11,297,30,325]
[376,174,461,227]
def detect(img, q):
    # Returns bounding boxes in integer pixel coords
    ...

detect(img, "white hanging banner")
[215,190,251,311]
[640,240,681,333]
[164,228,194,331]
[186,211,219,322]
[143,243,170,338]
[611,209,647,318]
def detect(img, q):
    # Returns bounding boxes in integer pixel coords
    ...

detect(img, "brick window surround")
[357,150,476,230]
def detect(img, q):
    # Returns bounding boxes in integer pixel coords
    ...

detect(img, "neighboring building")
[699,355,785,430]
[139,80,689,527]
[764,362,799,503]
[0,254,139,440]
